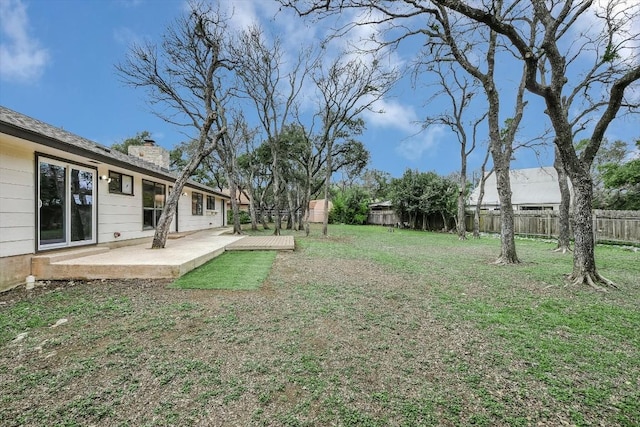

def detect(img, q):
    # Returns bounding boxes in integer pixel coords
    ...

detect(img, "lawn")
[170,251,277,290]
[0,224,638,426]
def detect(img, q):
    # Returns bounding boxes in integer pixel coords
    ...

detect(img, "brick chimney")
[128,139,170,169]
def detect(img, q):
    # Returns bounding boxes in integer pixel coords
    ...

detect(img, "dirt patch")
[1,236,637,427]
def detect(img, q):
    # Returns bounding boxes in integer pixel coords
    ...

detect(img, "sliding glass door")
[38,157,96,250]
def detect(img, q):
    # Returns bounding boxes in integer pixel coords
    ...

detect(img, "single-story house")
[0,106,230,291]
[468,166,572,211]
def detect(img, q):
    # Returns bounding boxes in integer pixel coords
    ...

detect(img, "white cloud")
[364,98,419,133]
[395,125,445,161]
[363,98,448,161]
[113,26,144,47]
[0,0,49,82]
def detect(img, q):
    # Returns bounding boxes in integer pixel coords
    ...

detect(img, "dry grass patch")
[1,224,638,426]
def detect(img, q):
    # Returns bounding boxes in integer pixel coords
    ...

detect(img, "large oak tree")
[283,0,640,286]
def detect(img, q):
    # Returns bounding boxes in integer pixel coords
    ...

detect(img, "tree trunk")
[260,202,269,229]
[321,190,330,236]
[152,146,217,249]
[303,176,312,236]
[322,142,333,236]
[457,150,467,239]
[246,189,258,231]
[228,178,242,235]
[298,204,306,231]
[473,206,481,238]
[566,173,615,290]
[271,146,281,236]
[286,190,294,230]
[553,146,571,253]
[493,158,519,264]
[473,168,492,239]
[441,212,449,232]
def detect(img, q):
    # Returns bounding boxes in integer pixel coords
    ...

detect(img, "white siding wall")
[97,170,201,242]
[97,168,154,243]
[1,134,227,258]
[178,189,224,232]
[0,142,34,257]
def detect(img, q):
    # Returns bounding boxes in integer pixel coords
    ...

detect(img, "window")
[142,179,165,229]
[206,195,215,210]
[108,171,133,195]
[192,192,203,215]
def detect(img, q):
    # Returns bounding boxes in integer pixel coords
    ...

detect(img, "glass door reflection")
[38,158,96,250]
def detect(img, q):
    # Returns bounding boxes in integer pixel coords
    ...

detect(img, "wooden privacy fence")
[368,210,399,226]
[465,209,640,245]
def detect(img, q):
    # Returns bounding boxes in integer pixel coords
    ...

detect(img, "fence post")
[592,211,597,244]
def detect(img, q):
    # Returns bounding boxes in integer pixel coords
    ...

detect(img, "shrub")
[228,210,251,224]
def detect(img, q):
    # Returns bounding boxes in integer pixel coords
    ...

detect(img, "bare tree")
[236,126,262,231]
[419,61,487,240]
[285,0,640,284]
[282,0,526,264]
[276,123,320,235]
[312,54,397,236]
[432,0,640,289]
[230,25,315,235]
[116,1,230,249]
[216,112,251,235]
[424,4,528,263]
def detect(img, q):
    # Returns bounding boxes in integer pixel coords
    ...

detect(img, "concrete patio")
[31,228,295,281]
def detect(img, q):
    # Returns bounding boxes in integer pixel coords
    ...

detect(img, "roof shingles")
[0,105,228,199]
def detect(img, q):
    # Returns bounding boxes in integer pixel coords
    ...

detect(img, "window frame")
[192,192,203,216]
[142,179,165,230]
[108,170,134,195]
[206,195,215,211]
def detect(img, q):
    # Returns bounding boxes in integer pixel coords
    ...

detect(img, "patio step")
[32,246,228,281]
[29,231,292,282]
[32,247,111,277]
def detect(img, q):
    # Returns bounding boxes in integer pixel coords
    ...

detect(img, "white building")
[468,166,572,211]
[0,106,230,290]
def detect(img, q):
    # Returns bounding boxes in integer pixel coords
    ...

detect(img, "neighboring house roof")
[468,166,569,207]
[0,105,229,199]
[220,189,251,206]
[369,200,393,209]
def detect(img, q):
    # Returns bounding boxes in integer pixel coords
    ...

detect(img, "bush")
[329,188,370,225]
[228,209,251,225]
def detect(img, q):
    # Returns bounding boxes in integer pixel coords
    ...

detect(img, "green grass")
[1,224,638,426]
[169,250,277,290]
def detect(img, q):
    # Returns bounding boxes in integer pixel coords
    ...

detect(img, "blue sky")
[1,0,638,179]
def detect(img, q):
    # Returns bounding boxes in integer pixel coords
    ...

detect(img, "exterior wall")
[0,141,35,258]
[98,167,150,243]
[308,199,332,223]
[0,133,228,290]
[178,188,225,232]
[0,254,32,291]
[468,167,571,211]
